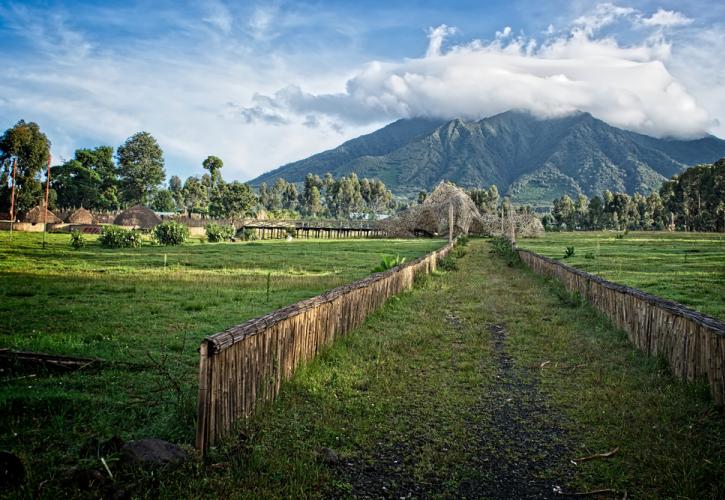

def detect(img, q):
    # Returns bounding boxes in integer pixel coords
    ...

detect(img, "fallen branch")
[572,447,619,465]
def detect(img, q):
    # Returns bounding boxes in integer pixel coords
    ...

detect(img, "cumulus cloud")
[243,6,712,139]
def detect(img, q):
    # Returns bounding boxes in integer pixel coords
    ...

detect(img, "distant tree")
[169,175,183,208]
[182,176,208,215]
[116,131,165,205]
[151,189,177,212]
[0,120,51,213]
[51,146,118,210]
[417,190,427,205]
[202,155,223,190]
[270,178,286,212]
[217,181,257,221]
[282,182,298,211]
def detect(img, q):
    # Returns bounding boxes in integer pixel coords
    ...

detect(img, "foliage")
[489,236,520,267]
[99,225,142,248]
[259,172,395,219]
[151,189,177,212]
[563,246,575,259]
[547,159,725,232]
[452,246,468,259]
[240,227,258,241]
[153,220,189,246]
[51,146,119,210]
[0,120,51,213]
[438,254,458,271]
[117,131,166,205]
[456,235,470,247]
[209,181,257,221]
[371,254,406,272]
[205,223,235,243]
[69,230,85,249]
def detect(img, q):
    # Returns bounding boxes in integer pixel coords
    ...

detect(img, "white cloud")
[641,9,693,28]
[244,14,714,139]
[426,24,457,58]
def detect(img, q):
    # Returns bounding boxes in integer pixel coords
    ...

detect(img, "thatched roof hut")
[114,205,161,229]
[66,207,95,224]
[23,205,63,224]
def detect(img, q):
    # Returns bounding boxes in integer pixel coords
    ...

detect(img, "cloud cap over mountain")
[245,6,712,140]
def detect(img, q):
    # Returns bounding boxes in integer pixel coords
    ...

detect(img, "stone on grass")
[120,439,187,466]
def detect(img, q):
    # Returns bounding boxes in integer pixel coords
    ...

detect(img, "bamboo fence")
[517,249,725,405]
[196,241,454,450]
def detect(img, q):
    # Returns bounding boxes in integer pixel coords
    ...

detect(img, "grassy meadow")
[518,231,725,319]
[0,231,444,492]
[32,238,717,499]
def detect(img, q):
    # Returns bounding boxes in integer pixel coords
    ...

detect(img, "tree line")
[257,173,395,219]
[0,120,398,222]
[544,158,724,232]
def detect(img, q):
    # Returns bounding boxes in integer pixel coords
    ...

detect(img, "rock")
[120,439,187,466]
[0,451,25,491]
[319,447,340,465]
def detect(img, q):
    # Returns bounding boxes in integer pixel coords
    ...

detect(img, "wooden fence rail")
[516,249,725,405]
[196,241,454,450]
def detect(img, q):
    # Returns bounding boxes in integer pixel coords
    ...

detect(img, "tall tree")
[51,146,118,210]
[116,132,165,205]
[0,120,51,213]
[202,155,223,190]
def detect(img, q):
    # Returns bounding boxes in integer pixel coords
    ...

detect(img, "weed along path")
[158,239,722,499]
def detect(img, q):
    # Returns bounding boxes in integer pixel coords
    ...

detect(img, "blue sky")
[1,1,724,183]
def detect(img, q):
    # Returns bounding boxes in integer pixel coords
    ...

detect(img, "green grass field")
[0,231,444,492]
[517,231,725,319]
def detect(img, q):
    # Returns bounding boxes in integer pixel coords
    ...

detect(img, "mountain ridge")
[250,111,725,205]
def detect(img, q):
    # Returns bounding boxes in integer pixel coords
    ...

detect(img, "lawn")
[30,238,718,499]
[517,231,725,319]
[0,231,444,493]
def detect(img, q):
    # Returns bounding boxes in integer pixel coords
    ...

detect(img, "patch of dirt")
[330,323,572,499]
[456,323,572,499]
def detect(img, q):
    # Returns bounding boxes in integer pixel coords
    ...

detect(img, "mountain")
[250,111,725,205]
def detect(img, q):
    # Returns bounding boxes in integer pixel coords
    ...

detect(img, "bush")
[205,223,235,243]
[438,255,458,271]
[239,227,257,241]
[154,221,189,246]
[563,246,575,259]
[99,226,142,248]
[371,254,406,273]
[456,235,470,247]
[453,246,468,258]
[69,230,85,249]
[489,236,520,267]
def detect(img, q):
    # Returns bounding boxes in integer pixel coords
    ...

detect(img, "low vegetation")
[519,231,725,319]
[0,232,443,494]
[153,220,189,246]
[46,238,717,499]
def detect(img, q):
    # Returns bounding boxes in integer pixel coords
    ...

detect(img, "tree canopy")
[117,131,165,205]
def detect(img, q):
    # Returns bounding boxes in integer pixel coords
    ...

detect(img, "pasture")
[518,231,725,319]
[0,231,443,490]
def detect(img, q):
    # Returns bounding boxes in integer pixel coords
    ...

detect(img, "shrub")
[240,227,258,241]
[69,230,85,249]
[205,223,235,243]
[371,254,406,273]
[584,251,596,260]
[563,246,576,259]
[285,227,296,237]
[456,235,470,247]
[154,221,189,246]
[453,246,468,258]
[99,226,142,248]
[438,255,458,271]
[489,236,520,267]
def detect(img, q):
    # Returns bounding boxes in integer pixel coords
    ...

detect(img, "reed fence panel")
[517,249,725,405]
[196,241,454,450]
